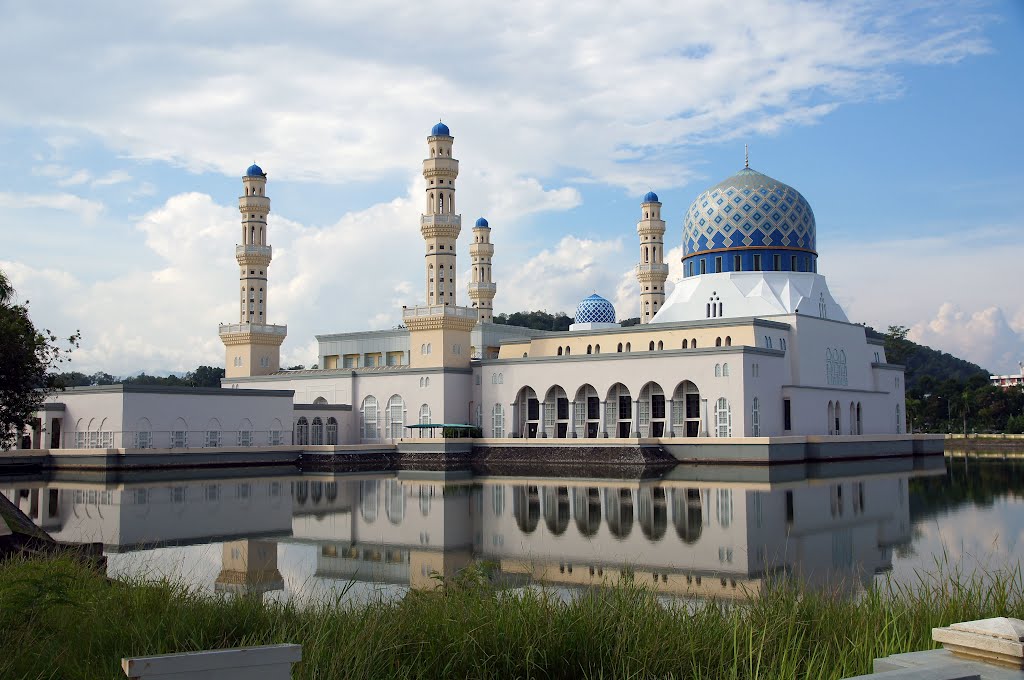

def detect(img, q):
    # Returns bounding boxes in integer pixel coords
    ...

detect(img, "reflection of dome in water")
[575,294,616,324]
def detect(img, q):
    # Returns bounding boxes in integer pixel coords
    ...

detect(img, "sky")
[2,0,1023,376]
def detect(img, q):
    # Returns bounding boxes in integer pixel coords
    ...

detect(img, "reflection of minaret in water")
[215,539,284,595]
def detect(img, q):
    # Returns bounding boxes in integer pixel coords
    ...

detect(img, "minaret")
[404,122,476,380]
[635,191,669,323]
[219,163,287,378]
[467,217,496,323]
[422,122,460,306]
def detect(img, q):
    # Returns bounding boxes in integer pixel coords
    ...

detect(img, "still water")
[3,455,1022,604]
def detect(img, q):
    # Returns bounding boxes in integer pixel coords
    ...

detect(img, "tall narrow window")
[783,399,792,431]
[715,256,722,273]
[716,398,732,437]
[753,254,761,271]
[773,254,780,271]
[734,255,742,271]
[751,397,760,436]
[700,259,706,275]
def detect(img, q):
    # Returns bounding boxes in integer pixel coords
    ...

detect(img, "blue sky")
[2,0,1023,375]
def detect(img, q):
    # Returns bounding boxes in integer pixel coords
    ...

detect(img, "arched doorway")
[543,486,570,535]
[672,488,703,543]
[606,488,634,539]
[514,386,540,438]
[638,487,667,541]
[671,381,701,437]
[573,487,601,536]
[638,382,667,437]
[513,485,540,533]
[574,384,600,438]
[606,383,633,438]
[544,386,569,438]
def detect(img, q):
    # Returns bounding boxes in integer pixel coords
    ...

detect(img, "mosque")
[218,122,909,447]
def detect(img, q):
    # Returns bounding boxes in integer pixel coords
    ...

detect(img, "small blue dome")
[643,191,659,203]
[475,217,489,228]
[431,121,451,136]
[245,163,264,177]
[575,294,617,324]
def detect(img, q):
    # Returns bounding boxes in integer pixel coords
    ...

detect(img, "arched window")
[715,398,732,437]
[360,397,378,441]
[386,395,405,440]
[722,363,730,377]
[295,417,309,446]
[595,344,600,354]
[834,401,841,435]
[682,339,688,349]
[587,345,592,354]
[492,403,505,438]
[626,342,631,352]
[715,364,722,377]
[657,340,663,351]
[849,403,856,435]
[311,417,324,446]
[326,417,338,445]
[896,404,902,434]
[691,338,697,348]
[649,341,655,351]
[716,337,722,347]
[565,347,570,356]
[751,397,760,436]
[725,336,731,346]
[856,402,863,435]
[557,347,563,356]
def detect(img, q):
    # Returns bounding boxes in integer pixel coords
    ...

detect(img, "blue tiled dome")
[575,294,616,324]
[431,121,451,136]
[475,217,489,228]
[643,191,659,203]
[245,163,264,177]
[684,167,816,258]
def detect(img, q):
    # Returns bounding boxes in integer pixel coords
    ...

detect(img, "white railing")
[218,323,288,336]
[468,282,497,293]
[236,244,272,258]
[402,304,477,320]
[62,429,294,450]
[420,214,462,226]
[635,263,670,274]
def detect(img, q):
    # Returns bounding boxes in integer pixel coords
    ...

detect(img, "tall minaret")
[421,122,460,306]
[467,217,496,323]
[404,122,476,381]
[219,163,287,379]
[635,191,668,323]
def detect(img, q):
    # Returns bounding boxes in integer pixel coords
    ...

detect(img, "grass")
[2,555,1023,679]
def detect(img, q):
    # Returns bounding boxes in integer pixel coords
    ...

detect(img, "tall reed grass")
[1,555,1022,679]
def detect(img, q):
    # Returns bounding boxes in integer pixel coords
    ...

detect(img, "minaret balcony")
[469,243,494,256]
[468,282,497,294]
[238,196,270,212]
[421,214,462,227]
[403,304,477,321]
[422,157,460,175]
[218,322,287,337]
[236,244,273,259]
[635,263,669,276]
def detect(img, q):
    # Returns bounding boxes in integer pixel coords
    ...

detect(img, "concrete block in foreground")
[122,643,301,679]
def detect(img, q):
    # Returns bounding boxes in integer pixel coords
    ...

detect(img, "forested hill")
[865,325,989,394]
[493,311,573,331]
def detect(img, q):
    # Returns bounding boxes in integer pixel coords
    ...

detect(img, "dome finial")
[744,144,749,169]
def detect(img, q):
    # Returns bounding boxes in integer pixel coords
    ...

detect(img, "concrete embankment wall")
[944,433,1024,453]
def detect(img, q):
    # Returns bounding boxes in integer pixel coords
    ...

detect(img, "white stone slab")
[950,617,1024,642]
[122,644,301,679]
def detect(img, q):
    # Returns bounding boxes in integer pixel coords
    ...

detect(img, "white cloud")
[92,170,132,187]
[0,1,991,193]
[0,191,104,223]
[910,304,1024,375]
[56,169,92,187]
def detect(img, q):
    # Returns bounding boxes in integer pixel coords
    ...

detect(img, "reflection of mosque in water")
[3,465,930,598]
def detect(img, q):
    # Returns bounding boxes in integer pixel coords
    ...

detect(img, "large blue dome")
[431,121,451,136]
[575,294,616,324]
[475,217,489,228]
[245,163,264,177]
[643,191,659,203]
[682,167,817,276]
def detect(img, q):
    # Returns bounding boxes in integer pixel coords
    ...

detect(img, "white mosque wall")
[39,386,294,450]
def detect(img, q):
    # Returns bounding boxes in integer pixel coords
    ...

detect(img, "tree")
[0,270,79,450]
[884,325,913,367]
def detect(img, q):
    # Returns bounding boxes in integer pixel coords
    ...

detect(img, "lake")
[3,454,1022,604]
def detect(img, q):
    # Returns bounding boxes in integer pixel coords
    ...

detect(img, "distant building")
[991,364,1024,389]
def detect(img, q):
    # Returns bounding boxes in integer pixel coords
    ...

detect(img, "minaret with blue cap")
[219,163,287,378]
[421,121,460,306]
[468,217,496,322]
[635,191,668,323]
